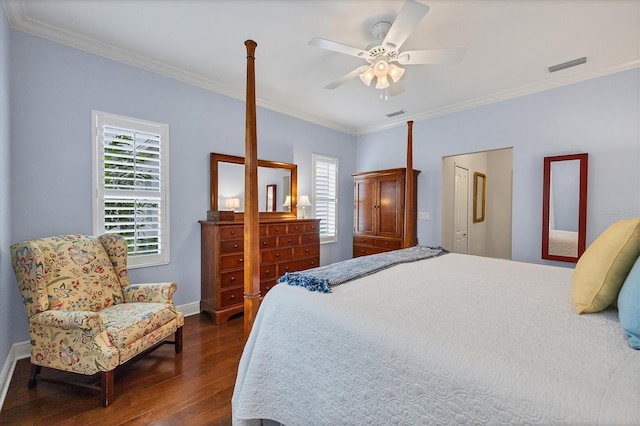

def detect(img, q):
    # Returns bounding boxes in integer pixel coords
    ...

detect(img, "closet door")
[377,174,404,239]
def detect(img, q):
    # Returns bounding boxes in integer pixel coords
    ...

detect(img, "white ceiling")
[5,0,639,135]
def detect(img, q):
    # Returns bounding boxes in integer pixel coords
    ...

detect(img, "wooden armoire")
[352,168,419,257]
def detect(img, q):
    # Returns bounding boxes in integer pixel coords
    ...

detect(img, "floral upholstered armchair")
[10,233,184,407]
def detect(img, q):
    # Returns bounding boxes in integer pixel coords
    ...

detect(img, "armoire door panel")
[354,179,375,234]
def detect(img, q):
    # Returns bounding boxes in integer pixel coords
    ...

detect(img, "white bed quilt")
[232,254,640,425]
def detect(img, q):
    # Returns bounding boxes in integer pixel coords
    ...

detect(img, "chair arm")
[122,282,177,304]
[30,310,106,332]
[29,311,119,374]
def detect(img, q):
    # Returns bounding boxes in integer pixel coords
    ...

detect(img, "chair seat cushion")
[99,303,179,358]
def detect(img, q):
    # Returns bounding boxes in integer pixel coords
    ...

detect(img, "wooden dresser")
[353,168,419,258]
[200,218,320,324]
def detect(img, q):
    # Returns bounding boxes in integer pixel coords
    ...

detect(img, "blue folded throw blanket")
[278,245,449,293]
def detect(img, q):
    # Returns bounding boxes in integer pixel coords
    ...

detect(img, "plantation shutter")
[313,154,338,243]
[93,111,170,267]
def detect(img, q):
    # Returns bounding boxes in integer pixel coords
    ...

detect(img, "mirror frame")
[473,172,486,223]
[210,153,297,220]
[542,153,588,263]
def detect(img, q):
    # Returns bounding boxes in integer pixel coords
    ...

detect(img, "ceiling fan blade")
[309,37,368,58]
[396,47,467,65]
[383,0,430,51]
[388,81,405,97]
[325,65,370,89]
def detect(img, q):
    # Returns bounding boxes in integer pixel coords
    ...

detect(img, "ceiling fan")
[309,0,466,98]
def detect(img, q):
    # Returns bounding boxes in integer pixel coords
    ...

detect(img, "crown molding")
[4,1,357,136]
[356,59,640,135]
[6,0,637,138]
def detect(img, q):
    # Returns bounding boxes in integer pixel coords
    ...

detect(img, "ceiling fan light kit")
[309,0,466,99]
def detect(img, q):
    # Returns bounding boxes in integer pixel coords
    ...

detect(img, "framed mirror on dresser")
[201,153,319,324]
[210,152,298,220]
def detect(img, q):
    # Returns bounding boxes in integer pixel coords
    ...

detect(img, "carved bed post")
[404,120,415,248]
[243,40,260,338]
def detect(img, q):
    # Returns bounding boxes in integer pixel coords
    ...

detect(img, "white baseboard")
[0,301,201,410]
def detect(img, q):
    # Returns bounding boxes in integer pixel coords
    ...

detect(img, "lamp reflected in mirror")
[283,195,291,212]
[297,195,311,219]
[225,197,241,211]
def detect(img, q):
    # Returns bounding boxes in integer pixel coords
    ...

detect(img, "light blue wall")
[0,2,19,369]
[356,67,640,265]
[8,30,356,345]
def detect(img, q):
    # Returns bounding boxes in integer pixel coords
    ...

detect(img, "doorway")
[441,148,513,259]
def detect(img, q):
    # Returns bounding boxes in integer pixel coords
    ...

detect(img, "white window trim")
[91,110,170,268]
[312,153,339,244]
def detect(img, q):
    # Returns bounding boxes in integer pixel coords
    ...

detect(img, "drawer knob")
[263,240,267,245]
[230,231,235,235]
[305,248,310,253]
[238,258,243,263]
[230,276,236,282]
[285,267,289,271]
[275,227,280,232]
[294,226,299,230]
[266,286,271,291]
[275,253,280,258]
[287,238,292,243]
[266,270,270,275]
[384,242,389,245]
[233,243,238,248]
[230,294,236,300]
[310,261,315,266]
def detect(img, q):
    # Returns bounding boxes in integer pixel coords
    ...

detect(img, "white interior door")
[453,165,469,254]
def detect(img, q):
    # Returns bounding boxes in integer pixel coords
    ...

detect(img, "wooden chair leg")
[175,326,183,354]
[28,364,41,389]
[101,370,114,407]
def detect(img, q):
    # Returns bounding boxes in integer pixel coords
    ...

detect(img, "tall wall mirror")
[542,153,588,263]
[210,153,297,220]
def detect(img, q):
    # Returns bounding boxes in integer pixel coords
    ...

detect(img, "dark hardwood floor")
[0,313,245,425]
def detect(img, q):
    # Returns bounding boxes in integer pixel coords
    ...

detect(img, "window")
[92,111,170,268]
[312,154,338,243]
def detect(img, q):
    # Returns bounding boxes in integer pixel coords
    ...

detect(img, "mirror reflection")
[542,153,588,262]
[217,163,291,213]
[210,152,297,220]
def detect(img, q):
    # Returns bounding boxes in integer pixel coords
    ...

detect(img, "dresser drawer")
[220,239,243,253]
[260,236,277,249]
[304,222,318,233]
[375,239,401,250]
[278,234,301,247]
[280,257,319,274]
[220,226,243,240]
[353,245,387,257]
[287,223,304,234]
[220,253,244,270]
[353,236,376,246]
[220,287,243,308]
[301,233,319,245]
[220,270,243,288]
[294,244,319,258]
[262,247,293,263]
[266,224,287,235]
[260,264,277,281]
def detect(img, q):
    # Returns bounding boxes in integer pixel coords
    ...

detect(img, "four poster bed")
[232,40,640,425]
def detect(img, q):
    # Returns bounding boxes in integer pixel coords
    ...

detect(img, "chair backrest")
[11,234,127,317]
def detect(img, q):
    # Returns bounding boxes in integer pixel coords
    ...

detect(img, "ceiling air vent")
[386,110,406,118]
[548,57,587,73]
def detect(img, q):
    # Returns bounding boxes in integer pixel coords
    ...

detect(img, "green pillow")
[573,217,640,314]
